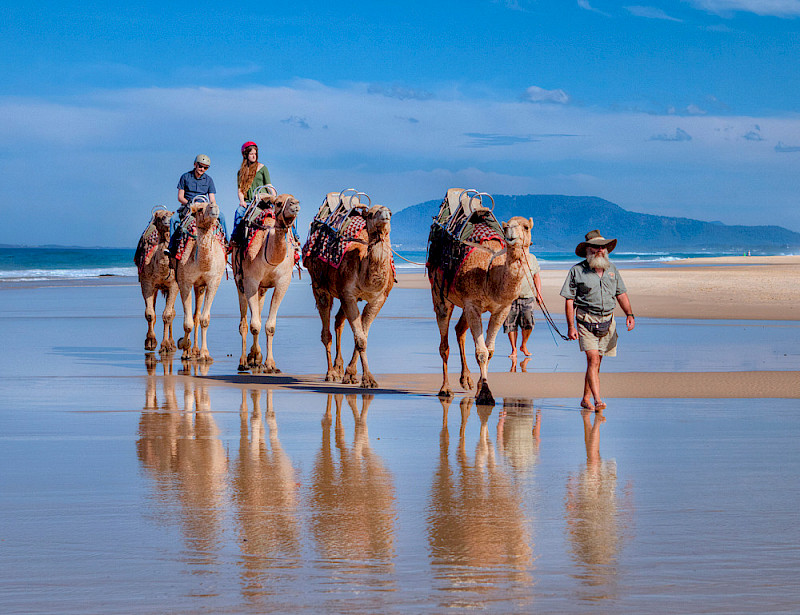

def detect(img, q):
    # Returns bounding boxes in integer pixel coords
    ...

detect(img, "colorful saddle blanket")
[134,222,161,274]
[175,217,227,261]
[303,215,368,269]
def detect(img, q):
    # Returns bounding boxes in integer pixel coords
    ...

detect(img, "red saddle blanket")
[134,224,160,274]
[176,219,227,261]
[303,216,367,269]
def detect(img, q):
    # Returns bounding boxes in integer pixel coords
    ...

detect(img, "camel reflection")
[232,389,301,600]
[497,398,541,473]
[428,397,533,607]
[565,410,634,601]
[308,394,396,572]
[136,375,228,569]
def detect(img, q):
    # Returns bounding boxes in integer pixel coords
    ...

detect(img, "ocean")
[0,246,786,283]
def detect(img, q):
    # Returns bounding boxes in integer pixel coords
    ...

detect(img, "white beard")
[587,252,611,270]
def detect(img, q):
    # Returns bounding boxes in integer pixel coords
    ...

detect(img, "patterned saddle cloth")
[230,207,276,255]
[303,214,368,269]
[175,216,228,261]
[134,222,161,274]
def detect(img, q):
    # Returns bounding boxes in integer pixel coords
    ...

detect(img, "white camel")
[174,197,228,362]
[231,192,301,372]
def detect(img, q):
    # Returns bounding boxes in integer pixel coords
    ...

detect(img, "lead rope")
[521,255,569,342]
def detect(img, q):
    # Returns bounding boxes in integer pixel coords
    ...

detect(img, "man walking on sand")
[504,242,542,359]
[560,230,635,411]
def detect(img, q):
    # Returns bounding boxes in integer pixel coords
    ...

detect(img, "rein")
[520,254,569,342]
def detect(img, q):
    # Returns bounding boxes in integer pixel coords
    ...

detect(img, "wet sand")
[1,256,799,613]
[396,254,800,321]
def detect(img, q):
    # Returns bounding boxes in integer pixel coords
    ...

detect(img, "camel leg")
[485,307,511,363]
[454,312,473,391]
[160,287,178,354]
[344,297,385,388]
[263,283,289,374]
[142,282,158,351]
[340,295,375,387]
[197,281,219,363]
[332,306,346,380]
[313,287,338,382]
[178,283,194,360]
[433,294,455,398]
[191,286,205,359]
[464,303,494,406]
[237,284,250,371]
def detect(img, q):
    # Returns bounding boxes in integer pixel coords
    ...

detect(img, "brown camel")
[174,199,228,361]
[135,209,179,353]
[230,193,300,373]
[304,192,394,388]
[427,188,533,405]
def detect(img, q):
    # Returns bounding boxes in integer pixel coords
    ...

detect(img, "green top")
[560,260,628,316]
[245,165,272,201]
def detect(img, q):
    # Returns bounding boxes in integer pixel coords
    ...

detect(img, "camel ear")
[502,222,508,230]
[528,217,534,228]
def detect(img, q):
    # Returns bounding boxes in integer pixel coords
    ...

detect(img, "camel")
[304,191,394,388]
[230,192,300,373]
[174,197,228,362]
[135,208,179,353]
[427,188,533,405]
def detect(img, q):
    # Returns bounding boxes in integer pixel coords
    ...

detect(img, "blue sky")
[1,0,799,246]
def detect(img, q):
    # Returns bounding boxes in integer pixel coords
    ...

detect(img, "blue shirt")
[177,170,216,202]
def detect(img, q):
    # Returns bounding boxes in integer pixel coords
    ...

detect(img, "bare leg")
[582,350,604,410]
[507,330,517,357]
[519,327,532,356]
[454,313,473,391]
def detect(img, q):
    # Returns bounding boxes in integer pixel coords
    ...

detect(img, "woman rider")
[234,141,271,230]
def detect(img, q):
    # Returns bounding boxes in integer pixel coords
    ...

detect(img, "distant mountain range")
[390,194,800,253]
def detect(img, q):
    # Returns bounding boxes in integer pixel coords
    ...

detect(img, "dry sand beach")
[1,255,799,613]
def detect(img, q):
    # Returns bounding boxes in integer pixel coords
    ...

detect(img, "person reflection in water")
[232,389,301,603]
[497,398,540,473]
[136,378,228,570]
[308,394,397,576]
[428,397,534,608]
[565,410,634,600]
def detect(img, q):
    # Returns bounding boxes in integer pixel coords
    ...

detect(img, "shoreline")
[176,369,800,399]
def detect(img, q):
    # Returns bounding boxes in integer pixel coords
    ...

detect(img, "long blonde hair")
[237,145,259,195]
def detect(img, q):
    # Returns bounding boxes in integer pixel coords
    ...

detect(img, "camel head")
[190,201,220,229]
[364,205,392,240]
[502,216,533,249]
[153,209,173,241]
[273,194,301,227]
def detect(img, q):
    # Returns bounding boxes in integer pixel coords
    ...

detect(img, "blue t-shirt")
[177,170,216,202]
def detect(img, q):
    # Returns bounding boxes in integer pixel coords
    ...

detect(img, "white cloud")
[522,85,570,104]
[687,104,708,115]
[626,5,683,20]
[686,0,800,17]
[577,0,611,16]
[2,81,800,244]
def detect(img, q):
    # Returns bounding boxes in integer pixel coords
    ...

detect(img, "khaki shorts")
[576,310,617,357]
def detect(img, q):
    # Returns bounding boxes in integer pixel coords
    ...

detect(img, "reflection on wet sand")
[428,397,534,608]
[136,371,228,573]
[497,398,541,473]
[565,410,634,601]
[309,394,396,583]
[232,389,301,603]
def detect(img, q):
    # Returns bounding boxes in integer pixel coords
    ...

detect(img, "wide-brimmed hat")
[575,229,617,257]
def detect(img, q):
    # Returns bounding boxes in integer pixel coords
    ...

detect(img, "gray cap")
[195,154,211,166]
